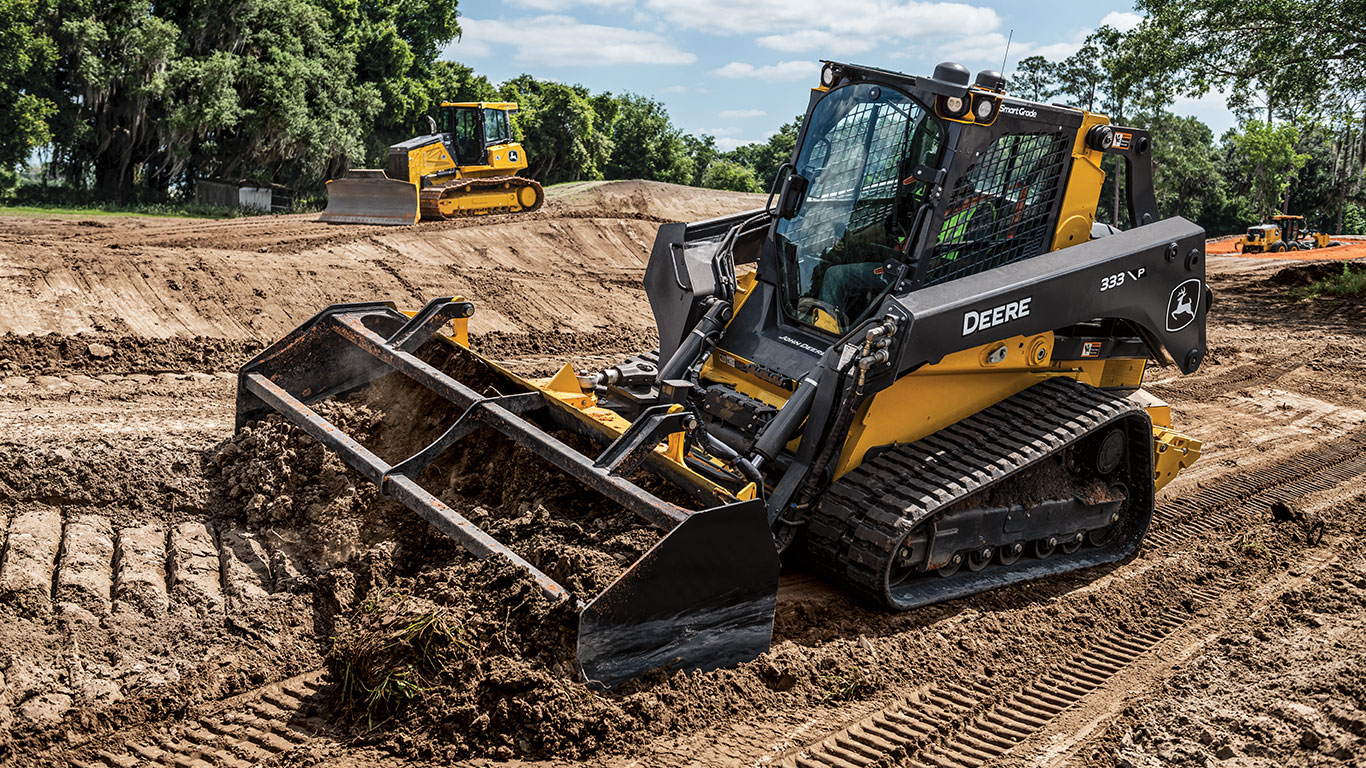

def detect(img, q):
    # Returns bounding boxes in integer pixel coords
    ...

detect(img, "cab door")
[441,106,487,166]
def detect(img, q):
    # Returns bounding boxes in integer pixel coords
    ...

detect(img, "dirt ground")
[0,182,1363,768]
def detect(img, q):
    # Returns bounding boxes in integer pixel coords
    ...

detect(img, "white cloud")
[715,137,752,150]
[713,60,821,81]
[756,29,876,55]
[1099,11,1143,32]
[509,0,632,7]
[645,0,999,40]
[708,126,743,136]
[453,36,492,57]
[718,108,767,119]
[447,16,696,66]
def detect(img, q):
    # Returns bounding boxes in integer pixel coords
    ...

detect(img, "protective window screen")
[919,131,1069,287]
[791,100,903,249]
[775,83,940,334]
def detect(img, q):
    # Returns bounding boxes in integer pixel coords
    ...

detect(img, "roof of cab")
[440,102,519,110]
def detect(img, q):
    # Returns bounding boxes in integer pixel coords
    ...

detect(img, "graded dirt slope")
[1,189,1364,768]
[0,180,761,349]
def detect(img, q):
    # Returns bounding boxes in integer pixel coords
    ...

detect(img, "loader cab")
[438,103,518,166]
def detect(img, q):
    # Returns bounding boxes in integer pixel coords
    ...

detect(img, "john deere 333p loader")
[239,61,1207,688]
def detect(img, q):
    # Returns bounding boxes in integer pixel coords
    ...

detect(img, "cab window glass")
[484,109,511,144]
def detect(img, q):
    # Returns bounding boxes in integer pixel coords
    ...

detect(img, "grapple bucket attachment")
[235,299,780,687]
[320,170,420,225]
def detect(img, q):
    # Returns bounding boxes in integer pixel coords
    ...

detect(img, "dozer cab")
[239,61,1207,688]
[321,102,544,225]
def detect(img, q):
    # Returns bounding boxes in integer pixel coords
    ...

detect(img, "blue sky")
[444,0,1235,150]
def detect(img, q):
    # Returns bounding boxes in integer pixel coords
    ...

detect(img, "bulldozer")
[239,61,1207,688]
[1239,214,1334,253]
[320,101,544,226]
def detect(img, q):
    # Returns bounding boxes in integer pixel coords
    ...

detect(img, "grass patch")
[1290,263,1366,300]
[329,592,471,725]
[817,665,879,704]
[1236,536,1271,559]
[0,200,240,218]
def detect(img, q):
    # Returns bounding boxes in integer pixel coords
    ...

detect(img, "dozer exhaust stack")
[319,170,420,226]
[234,299,780,688]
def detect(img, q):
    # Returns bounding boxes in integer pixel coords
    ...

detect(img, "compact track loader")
[321,102,543,225]
[239,61,1207,688]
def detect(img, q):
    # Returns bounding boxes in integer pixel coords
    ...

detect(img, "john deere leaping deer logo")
[1166,278,1202,332]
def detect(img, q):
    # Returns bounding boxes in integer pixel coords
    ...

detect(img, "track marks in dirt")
[1146,429,1366,549]
[1022,550,1345,767]
[1145,361,1300,401]
[775,431,1366,768]
[782,682,994,768]
[905,583,1229,768]
[0,509,288,619]
[76,670,331,768]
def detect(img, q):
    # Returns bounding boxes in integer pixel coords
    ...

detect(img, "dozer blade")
[234,299,781,688]
[320,170,419,225]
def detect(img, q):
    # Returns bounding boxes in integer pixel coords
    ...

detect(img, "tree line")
[1010,0,1365,235]
[0,0,794,203]
[1,0,1362,234]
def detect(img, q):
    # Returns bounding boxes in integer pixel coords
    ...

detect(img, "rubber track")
[74,671,328,768]
[804,378,1147,604]
[780,431,1366,768]
[419,175,544,220]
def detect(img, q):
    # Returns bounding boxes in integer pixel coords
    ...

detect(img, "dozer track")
[804,377,1155,610]
[419,176,544,220]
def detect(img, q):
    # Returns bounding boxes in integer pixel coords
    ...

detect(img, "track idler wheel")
[997,541,1023,565]
[1061,532,1085,554]
[1033,536,1058,559]
[966,547,993,571]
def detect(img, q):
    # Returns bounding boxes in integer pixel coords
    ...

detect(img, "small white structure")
[197,180,273,212]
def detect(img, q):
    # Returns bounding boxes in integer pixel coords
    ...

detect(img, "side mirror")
[776,172,809,220]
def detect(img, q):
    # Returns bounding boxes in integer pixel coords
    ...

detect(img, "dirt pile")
[1267,258,1366,289]
[0,333,261,376]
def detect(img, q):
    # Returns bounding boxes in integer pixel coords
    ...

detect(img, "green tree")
[723,116,800,190]
[700,159,760,193]
[682,134,718,187]
[604,93,693,184]
[0,0,56,189]
[1231,121,1311,217]
[1057,35,1105,112]
[1343,202,1365,235]
[504,77,611,184]
[1012,56,1058,102]
[429,60,496,104]
[1131,0,1365,124]
[1147,113,1227,224]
